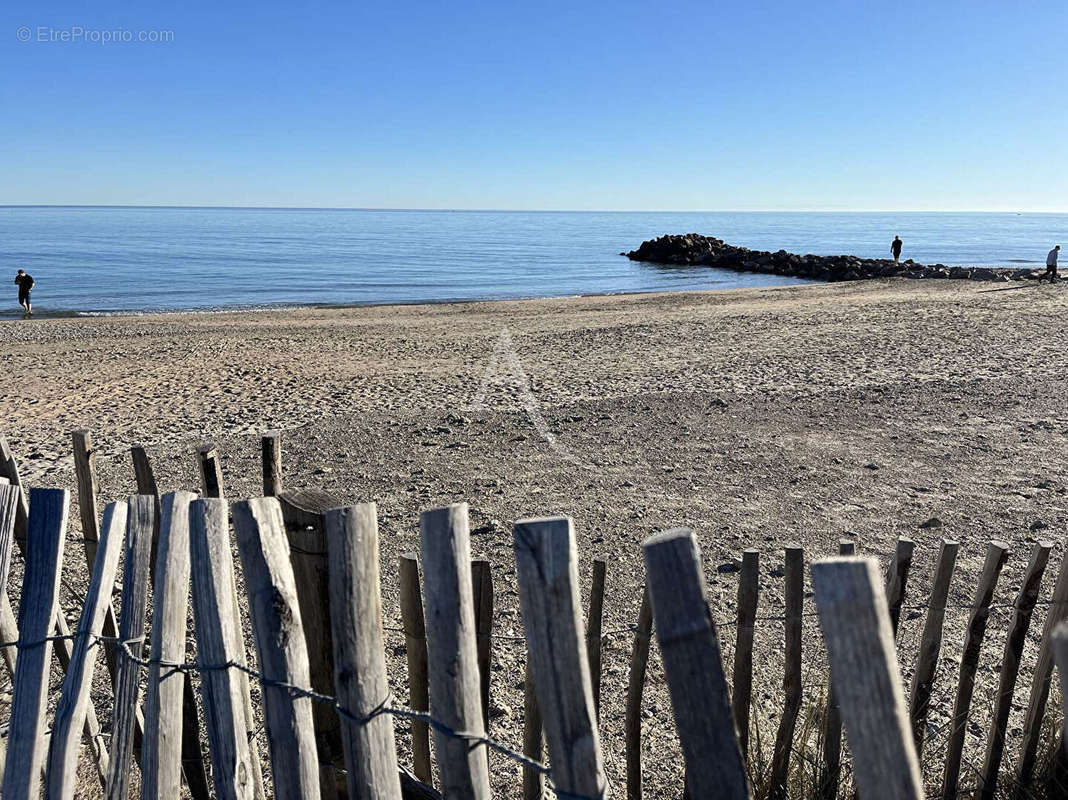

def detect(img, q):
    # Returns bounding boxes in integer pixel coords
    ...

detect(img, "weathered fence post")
[810,557,924,800]
[262,431,283,496]
[625,585,654,800]
[0,477,18,775]
[3,489,70,800]
[516,516,609,800]
[907,538,958,755]
[586,556,607,720]
[732,548,759,762]
[942,540,1009,800]
[0,592,16,679]
[0,448,109,786]
[0,435,29,547]
[130,446,210,800]
[1018,545,1068,788]
[197,443,224,498]
[71,430,103,563]
[978,541,1052,800]
[471,558,495,730]
[419,503,491,799]
[46,501,127,800]
[324,503,402,800]
[399,553,433,786]
[106,495,157,800]
[197,448,267,800]
[72,431,124,685]
[0,484,20,587]
[142,491,199,799]
[522,657,544,800]
[770,545,804,800]
[884,537,915,638]
[190,498,261,800]
[643,528,750,800]
[0,483,22,682]
[131,445,160,497]
[234,497,322,800]
[1052,622,1068,760]
[820,539,854,800]
[277,488,346,796]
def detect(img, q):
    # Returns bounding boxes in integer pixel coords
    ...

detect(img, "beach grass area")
[2,277,1067,796]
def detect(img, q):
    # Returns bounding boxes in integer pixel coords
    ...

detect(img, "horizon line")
[1,204,1067,214]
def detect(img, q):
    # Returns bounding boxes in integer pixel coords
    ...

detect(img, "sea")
[0,207,1064,317]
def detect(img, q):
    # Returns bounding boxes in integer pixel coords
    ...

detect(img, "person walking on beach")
[1038,245,1060,283]
[14,269,34,316]
[891,235,903,263]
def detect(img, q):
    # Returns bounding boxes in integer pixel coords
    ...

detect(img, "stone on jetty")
[624,233,1036,283]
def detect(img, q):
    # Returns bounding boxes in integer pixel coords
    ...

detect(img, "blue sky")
[2,0,1066,210]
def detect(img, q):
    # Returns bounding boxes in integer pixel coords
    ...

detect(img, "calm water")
[0,207,1064,316]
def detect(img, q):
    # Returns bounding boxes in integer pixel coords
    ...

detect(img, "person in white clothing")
[1038,245,1060,283]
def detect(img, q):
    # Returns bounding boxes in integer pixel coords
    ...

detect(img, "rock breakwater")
[624,233,1042,283]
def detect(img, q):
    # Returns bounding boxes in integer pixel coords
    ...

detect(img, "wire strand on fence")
[0,628,605,800]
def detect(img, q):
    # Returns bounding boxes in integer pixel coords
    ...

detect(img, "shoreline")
[0,262,1051,321]
[0,281,822,321]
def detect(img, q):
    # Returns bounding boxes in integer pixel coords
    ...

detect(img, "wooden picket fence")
[0,429,1066,800]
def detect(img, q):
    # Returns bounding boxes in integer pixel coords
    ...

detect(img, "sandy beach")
[3,278,1068,795]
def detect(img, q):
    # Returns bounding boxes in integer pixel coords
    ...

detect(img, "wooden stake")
[262,431,283,497]
[106,495,157,800]
[884,537,916,638]
[142,491,199,799]
[907,539,958,756]
[399,553,433,786]
[130,447,211,800]
[0,441,109,787]
[45,500,127,800]
[625,585,654,800]
[471,559,494,731]
[586,556,607,720]
[770,545,804,800]
[820,539,854,800]
[2,489,70,800]
[522,657,544,800]
[1051,622,1068,769]
[1018,545,1068,787]
[732,548,759,762]
[233,497,322,800]
[516,516,609,800]
[643,528,750,800]
[71,430,101,563]
[196,448,267,799]
[190,498,260,800]
[131,445,160,497]
[197,443,224,498]
[324,503,402,800]
[941,540,1009,800]
[278,488,346,795]
[811,557,924,800]
[0,434,29,549]
[72,431,122,684]
[978,541,1052,800]
[0,484,21,588]
[419,503,490,799]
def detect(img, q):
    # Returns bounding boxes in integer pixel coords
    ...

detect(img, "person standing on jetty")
[14,269,34,316]
[891,236,903,263]
[1038,245,1060,283]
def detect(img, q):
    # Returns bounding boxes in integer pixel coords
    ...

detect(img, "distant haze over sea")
[0,207,1064,316]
